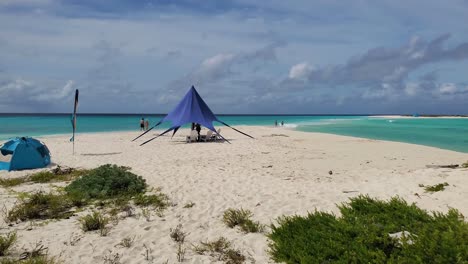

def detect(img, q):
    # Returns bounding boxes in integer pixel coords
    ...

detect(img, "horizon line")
[0,113,467,117]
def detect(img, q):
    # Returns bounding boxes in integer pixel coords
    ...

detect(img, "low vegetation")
[7,191,73,222]
[133,193,169,210]
[462,161,468,168]
[80,211,109,236]
[268,195,468,263]
[423,182,449,192]
[116,236,135,248]
[170,224,187,262]
[79,211,110,236]
[170,224,187,243]
[223,208,264,233]
[0,239,60,264]
[30,167,87,184]
[0,166,87,188]
[183,202,195,208]
[0,232,17,256]
[193,237,245,264]
[0,178,27,188]
[65,164,146,201]
[0,255,60,264]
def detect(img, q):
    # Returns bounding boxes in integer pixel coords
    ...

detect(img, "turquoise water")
[0,115,467,153]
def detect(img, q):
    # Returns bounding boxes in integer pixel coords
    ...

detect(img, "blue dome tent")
[0,137,51,171]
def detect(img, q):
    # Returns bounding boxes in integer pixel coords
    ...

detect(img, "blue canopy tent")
[133,86,254,145]
[0,137,51,171]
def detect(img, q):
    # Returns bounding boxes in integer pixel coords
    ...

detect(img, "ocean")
[0,114,467,153]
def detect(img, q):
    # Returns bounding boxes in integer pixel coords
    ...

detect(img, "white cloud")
[404,82,420,96]
[438,83,457,94]
[288,62,313,80]
[36,80,74,101]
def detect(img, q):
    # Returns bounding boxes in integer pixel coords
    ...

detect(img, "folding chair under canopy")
[133,86,254,145]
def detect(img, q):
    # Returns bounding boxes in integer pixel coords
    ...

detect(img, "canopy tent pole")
[140,126,177,146]
[132,121,162,141]
[218,121,254,139]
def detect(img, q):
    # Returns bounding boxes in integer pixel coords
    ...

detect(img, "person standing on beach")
[275,120,278,127]
[144,119,149,131]
[281,121,284,126]
[140,118,145,131]
[195,123,201,141]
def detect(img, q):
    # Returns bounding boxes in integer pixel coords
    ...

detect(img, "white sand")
[1,126,467,263]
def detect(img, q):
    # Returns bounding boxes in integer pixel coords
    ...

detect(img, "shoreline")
[3,124,467,154]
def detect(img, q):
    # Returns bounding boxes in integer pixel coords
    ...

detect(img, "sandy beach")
[1,126,467,263]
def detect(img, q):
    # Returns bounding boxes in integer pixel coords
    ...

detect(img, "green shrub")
[268,195,468,263]
[134,193,168,209]
[65,164,146,200]
[223,208,264,233]
[7,192,73,222]
[424,182,449,192]
[79,211,109,236]
[0,232,17,256]
[193,237,245,264]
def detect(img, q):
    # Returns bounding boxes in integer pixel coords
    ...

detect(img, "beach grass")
[133,193,169,209]
[424,182,449,192]
[193,237,245,264]
[79,211,110,236]
[0,167,88,188]
[222,208,264,233]
[0,232,17,256]
[0,177,27,188]
[0,255,61,264]
[7,191,73,222]
[268,195,468,263]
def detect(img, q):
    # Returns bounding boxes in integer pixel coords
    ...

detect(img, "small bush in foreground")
[223,208,264,233]
[268,195,468,264]
[116,236,135,248]
[424,182,449,192]
[134,193,169,209]
[193,237,245,264]
[7,192,73,222]
[79,211,109,236]
[170,224,187,243]
[0,232,17,256]
[65,164,146,200]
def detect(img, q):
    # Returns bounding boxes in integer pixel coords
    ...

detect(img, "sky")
[1,0,468,114]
